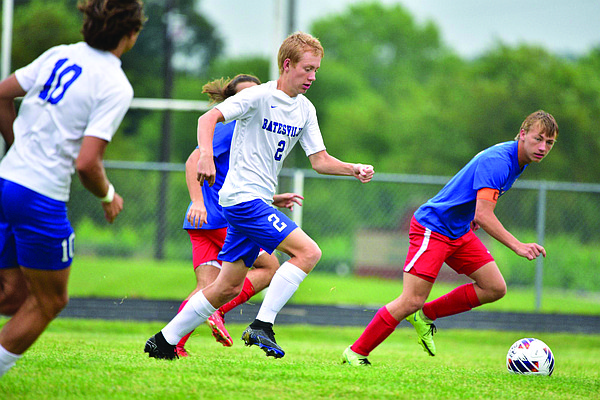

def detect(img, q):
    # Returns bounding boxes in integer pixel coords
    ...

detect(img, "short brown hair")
[277,31,324,75]
[78,0,146,51]
[202,74,261,104]
[516,110,559,140]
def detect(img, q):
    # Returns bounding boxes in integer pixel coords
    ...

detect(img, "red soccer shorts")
[187,227,227,269]
[403,217,494,283]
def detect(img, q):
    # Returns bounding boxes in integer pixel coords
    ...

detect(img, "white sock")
[161,290,216,345]
[256,261,307,324]
[0,344,21,378]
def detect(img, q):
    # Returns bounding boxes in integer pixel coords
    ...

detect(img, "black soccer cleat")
[144,331,179,360]
[241,326,285,358]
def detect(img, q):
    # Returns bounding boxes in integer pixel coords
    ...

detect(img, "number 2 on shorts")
[268,213,287,232]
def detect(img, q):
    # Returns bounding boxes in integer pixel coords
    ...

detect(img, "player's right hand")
[515,242,546,260]
[197,154,216,187]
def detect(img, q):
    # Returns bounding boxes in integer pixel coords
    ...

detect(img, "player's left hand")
[197,154,216,187]
[353,164,374,183]
[101,192,123,223]
[187,201,208,228]
[515,242,546,260]
[273,193,304,210]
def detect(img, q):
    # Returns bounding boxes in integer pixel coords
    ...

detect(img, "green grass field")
[69,256,600,315]
[0,319,599,400]
[2,256,600,398]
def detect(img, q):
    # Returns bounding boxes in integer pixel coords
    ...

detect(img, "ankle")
[156,331,175,349]
[250,319,273,330]
[419,309,434,324]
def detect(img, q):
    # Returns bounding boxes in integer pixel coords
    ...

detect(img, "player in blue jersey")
[342,110,558,366]
[144,31,374,360]
[0,0,145,378]
[174,75,303,356]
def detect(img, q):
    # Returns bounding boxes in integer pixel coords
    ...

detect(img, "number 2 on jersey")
[39,58,82,105]
[274,140,286,161]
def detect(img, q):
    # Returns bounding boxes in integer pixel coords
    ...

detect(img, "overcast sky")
[197,0,600,59]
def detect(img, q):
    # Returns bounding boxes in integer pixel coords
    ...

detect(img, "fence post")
[292,169,304,228]
[535,182,548,311]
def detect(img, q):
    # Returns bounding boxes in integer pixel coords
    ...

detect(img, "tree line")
[4,1,599,183]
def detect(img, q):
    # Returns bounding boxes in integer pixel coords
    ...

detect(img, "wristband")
[100,183,115,203]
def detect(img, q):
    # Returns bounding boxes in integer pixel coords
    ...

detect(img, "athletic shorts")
[187,227,227,269]
[403,216,494,283]
[0,179,75,270]
[220,199,297,267]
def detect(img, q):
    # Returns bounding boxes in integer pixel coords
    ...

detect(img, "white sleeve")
[14,46,62,92]
[299,102,326,156]
[215,85,261,122]
[84,80,133,142]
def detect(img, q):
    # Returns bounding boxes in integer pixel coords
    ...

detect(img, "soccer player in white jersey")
[145,31,375,360]
[0,0,145,378]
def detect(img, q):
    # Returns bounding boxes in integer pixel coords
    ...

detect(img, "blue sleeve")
[472,153,510,191]
[212,121,235,158]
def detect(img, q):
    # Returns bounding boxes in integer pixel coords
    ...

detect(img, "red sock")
[351,306,400,356]
[422,283,481,320]
[219,278,255,315]
[176,300,194,348]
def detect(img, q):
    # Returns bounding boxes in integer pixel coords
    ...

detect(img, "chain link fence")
[68,161,600,298]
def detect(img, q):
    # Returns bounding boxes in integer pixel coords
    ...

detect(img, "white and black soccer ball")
[506,338,555,376]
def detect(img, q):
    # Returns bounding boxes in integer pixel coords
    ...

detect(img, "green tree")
[311,2,450,98]
[307,2,466,174]
[469,44,600,182]
[10,0,81,70]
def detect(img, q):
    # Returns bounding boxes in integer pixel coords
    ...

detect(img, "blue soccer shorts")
[219,199,298,267]
[0,179,75,270]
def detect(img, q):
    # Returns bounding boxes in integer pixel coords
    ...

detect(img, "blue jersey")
[414,140,526,239]
[182,121,235,230]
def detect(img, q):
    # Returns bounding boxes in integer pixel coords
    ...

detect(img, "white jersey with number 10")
[0,42,133,202]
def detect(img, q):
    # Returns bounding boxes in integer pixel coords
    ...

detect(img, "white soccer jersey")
[216,81,326,207]
[0,42,133,202]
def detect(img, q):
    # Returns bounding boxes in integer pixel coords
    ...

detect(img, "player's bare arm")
[308,150,374,183]
[185,148,207,228]
[0,75,26,148]
[474,196,545,260]
[76,136,123,223]
[196,108,224,186]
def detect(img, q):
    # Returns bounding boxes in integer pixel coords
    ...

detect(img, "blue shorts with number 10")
[0,179,75,270]
[219,199,298,267]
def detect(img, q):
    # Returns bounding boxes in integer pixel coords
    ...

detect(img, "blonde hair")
[515,110,559,140]
[277,31,324,75]
[202,74,261,104]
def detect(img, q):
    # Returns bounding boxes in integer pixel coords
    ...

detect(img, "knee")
[56,293,70,312]
[492,281,507,301]
[405,296,427,314]
[41,293,69,320]
[483,280,507,303]
[304,243,322,268]
[393,293,427,316]
[220,282,243,303]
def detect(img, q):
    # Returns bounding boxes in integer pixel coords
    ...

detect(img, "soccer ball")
[506,338,555,376]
